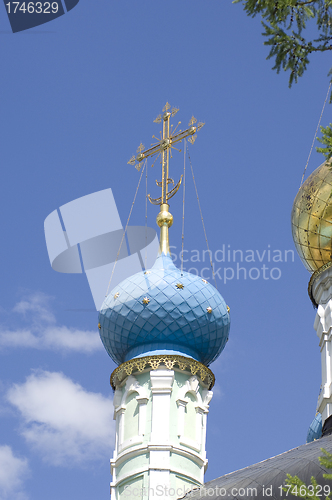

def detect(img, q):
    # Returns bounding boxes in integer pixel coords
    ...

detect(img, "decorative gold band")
[110,354,215,390]
[308,261,332,308]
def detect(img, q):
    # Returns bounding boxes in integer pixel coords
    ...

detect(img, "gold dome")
[291,159,332,273]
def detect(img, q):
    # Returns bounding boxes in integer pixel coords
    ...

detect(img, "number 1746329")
[5,2,59,14]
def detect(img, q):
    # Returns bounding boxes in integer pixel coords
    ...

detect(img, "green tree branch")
[234,0,332,156]
[282,448,332,500]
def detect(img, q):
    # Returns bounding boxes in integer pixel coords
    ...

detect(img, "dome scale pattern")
[292,160,332,273]
[98,253,230,366]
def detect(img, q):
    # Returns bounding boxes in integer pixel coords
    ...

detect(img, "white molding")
[177,376,201,404]
[111,442,206,469]
[111,461,207,488]
[179,436,201,453]
[121,374,149,405]
[119,435,143,453]
[202,388,213,407]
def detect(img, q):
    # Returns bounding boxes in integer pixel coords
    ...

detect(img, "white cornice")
[111,442,206,469]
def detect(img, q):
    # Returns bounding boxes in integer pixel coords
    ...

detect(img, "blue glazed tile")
[162,301,177,314]
[163,327,173,337]
[192,306,203,317]
[162,287,178,299]
[145,315,160,327]
[175,315,189,327]
[193,291,206,303]
[140,307,153,320]
[116,315,126,327]
[190,320,200,331]
[132,301,144,314]
[114,324,122,334]
[153,291,168,305]
[169,308,182,320]
[154,280,169,291]
[155,307,169,320]
[177,302,191,314]
[186,284,200,295]
[168,321,179,333]
[99,253,230,366]
[127,310,138,323]
[186,296,200,309]
[145,301,159,314]
[155,320,167,331]
[184,311,196,322]
[167,293,185,307]
[135,316,146,329]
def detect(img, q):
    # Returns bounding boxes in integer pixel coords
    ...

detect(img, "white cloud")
[7,371,114,466]
[0,326,101,353]
[0,445,29,500]
[13,293,56,325]
[0,293,101,353]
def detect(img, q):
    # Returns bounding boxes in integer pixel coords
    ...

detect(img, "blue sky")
[1,1,331,499]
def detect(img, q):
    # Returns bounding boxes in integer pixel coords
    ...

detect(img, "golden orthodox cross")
[128,103,205,207]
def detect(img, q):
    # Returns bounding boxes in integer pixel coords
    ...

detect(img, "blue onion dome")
[307,413,322,443]
[98,253,230,366]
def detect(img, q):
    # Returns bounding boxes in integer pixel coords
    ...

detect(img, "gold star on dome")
[227,305,230,313]
[176,283,184,289]
[114,292,120,299]
[206,307,212,314]
[142,297,150,305]
[202,279,208,284]
[144,271,151,275]
[98,322,101,329]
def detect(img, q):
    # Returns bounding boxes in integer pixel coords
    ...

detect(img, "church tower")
[98,105,230,500]
[292,160,332,433]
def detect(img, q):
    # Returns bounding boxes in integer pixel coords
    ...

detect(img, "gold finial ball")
[156,208,173,228]
[291,160,332,273]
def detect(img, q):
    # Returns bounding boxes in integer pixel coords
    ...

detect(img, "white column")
[150,369,174,443]
[195,407,204,447]
[137,396,148,437]
[149,369,174,497]
[176,399,187,437]
[115,406,126,449]
[201,412,208,459]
